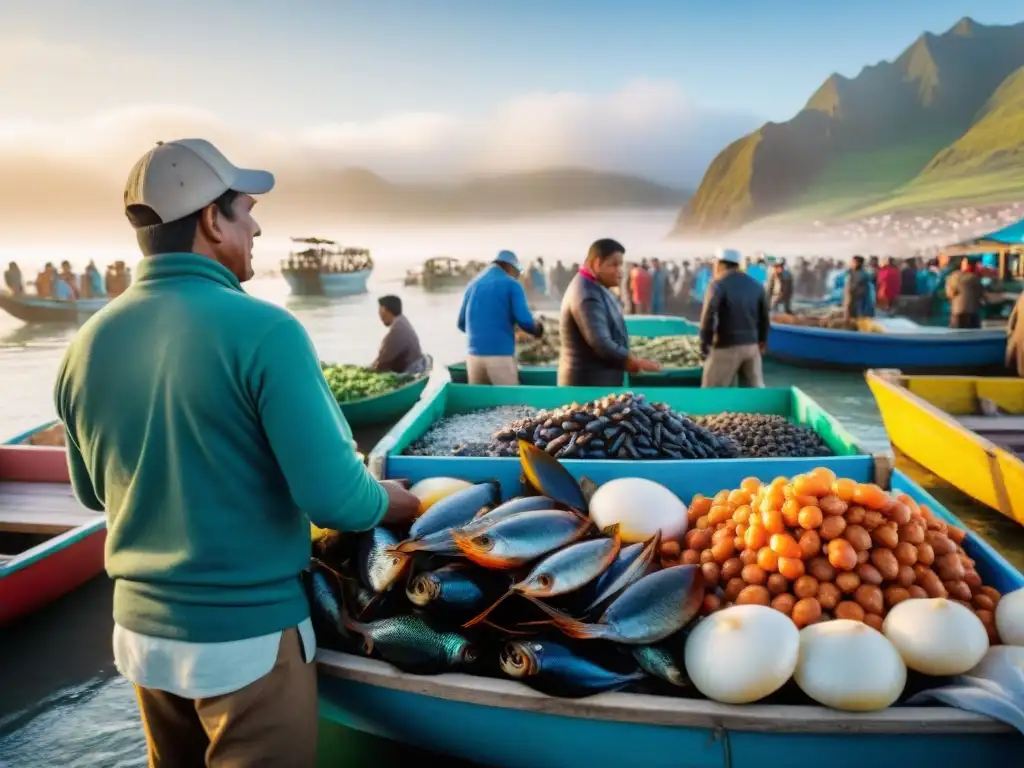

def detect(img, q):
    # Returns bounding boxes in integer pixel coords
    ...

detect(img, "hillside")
[673,17,1024,234]
[274,167,688,222]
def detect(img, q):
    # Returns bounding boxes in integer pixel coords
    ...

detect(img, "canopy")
[944,217,1024,256]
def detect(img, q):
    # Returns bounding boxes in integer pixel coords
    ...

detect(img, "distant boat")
[0,291,108,325]
[404,256,486,291]
[281,237,373,297]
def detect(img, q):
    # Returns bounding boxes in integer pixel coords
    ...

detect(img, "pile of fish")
[306,442,703,698]
[693,413,833,458]
[404,406,539,457]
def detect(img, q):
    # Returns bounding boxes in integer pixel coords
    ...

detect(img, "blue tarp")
[981,218,1024,246]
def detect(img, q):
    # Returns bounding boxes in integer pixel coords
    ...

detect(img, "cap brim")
[230,168,275,195]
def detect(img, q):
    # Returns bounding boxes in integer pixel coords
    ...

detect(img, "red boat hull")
[0,524,106,625]
[0,442,107,625]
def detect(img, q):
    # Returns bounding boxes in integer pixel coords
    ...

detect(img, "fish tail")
[462,589,513,629]
[520,594,606,640]
[340,603,374,655]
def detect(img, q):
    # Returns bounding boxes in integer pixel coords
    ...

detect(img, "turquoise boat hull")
[767,324,1007,372]
[338,363,433,429]
[367,382,871,485]
[316,470,1023,767]
[448,315,703,387]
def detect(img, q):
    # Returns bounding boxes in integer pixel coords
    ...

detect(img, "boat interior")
[896,373,1024,457]
[0,445,99,562]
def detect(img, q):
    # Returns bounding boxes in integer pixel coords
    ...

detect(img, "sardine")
[518,440,588,512]
[632,645,689,688]
[407,480,500,539]
[463,526,621,628]
[452,508,593,570]
[302,558,349,647]
[525,564,704,645]
[406,564,502,615]
[395,495,555,556]
[343,609,478,675]
[499,640,645,698]
[357,527,410,593]
[584,530,662,613]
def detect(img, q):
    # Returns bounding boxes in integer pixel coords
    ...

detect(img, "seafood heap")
[321,362,420,403]
[306,449,1014,707]
[670,469,1005,640]
[405,392,831,460]
[516,321,702,369]
[693,413,832,459]
[771,313,875,332]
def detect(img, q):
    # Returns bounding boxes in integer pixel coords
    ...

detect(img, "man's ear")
[198,203,224,244]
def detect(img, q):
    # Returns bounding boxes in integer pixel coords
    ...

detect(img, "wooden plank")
[316,651,1011,735]
[957,415,1024,432]
[0,482,99,534]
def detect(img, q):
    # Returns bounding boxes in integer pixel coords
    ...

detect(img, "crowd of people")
[3,259,133,300]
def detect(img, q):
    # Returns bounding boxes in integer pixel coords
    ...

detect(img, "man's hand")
[380,479,420,526]
[758,342,767,355]
[626,355,661,373]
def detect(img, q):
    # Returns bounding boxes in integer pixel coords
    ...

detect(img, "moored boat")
[767,319,1007,372]
[403,257,486,291]
[316,468,1024,767]
[866,368,1024,527]
[0,292,108,325]
[281,237,373,297]
[0,441,105,625]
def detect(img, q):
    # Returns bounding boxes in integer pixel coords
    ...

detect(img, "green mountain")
[674,17,1024,234]
[276,167,688,221]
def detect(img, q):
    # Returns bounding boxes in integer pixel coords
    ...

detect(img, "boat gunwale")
[330,356,434,408]
[315,650,1011,734]
[770,323,1006,345]
[0,517,106,575]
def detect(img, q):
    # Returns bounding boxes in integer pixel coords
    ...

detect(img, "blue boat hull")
[282,268,372,297]
[0,293,107,324]
[767,324,1008,372]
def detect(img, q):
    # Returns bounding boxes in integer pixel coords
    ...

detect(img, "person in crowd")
[620,262,635,314]
[794,258,813,297]
[650,258,668,315]
[765,259,793,313]
[53,138,420,766]
[699,248,769,388]
[900,258,918,296]
[457,250,542,385]
[1006,290,1024,376]
[745,255,768,286]
[843,255,872,320]
[53,266,75,301]
[3,261,23,295]
[946,257,985,329]
[531,257,547,298]
[675,261,695,314]
[36,263,55,298]
[558,238,660,387]
[876,257,901,312]
[917,258,941,297]
[630,259,652,315]
[866,255,881,285]
[370,294,426,374]
[58,261,80,299]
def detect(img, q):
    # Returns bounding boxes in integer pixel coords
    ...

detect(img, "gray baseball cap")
[123,139,275,224]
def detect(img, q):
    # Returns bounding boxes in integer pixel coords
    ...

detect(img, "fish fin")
[392,539,421,554]
[479,619,534,636]
[340,604,374,656]
[519,594,606,640]
[462,589,514,629]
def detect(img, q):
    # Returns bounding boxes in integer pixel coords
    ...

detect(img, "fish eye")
[535,574,552,588]
[475,535,493,549]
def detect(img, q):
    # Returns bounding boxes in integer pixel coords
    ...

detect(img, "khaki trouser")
[134,628,317,768]
[467,355,519,385]
[701,344,765,388]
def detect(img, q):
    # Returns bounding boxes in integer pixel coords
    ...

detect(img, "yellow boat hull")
[866,370,1024,527]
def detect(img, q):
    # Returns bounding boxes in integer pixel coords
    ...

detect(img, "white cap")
[716,247,742,265]
[124,139,275,224]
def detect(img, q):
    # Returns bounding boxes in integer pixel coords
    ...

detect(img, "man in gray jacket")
[699,248,770,388]
[558,238,660,387]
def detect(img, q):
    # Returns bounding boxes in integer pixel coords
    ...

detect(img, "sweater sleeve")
[53,356,105,512]
[510,282,540,335]
[250,318,387,532]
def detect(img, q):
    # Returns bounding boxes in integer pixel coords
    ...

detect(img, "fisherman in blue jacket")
[457,250,543,385]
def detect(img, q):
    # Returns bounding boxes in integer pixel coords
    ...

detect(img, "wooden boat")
[281,237,373,297]
[0,291,108,324]
[317,469,1024,767]
[403,257,485,291]
[767,319,1007,372]
[866,369,1024,527]
[0,442,105,625]
[339,357,434,428]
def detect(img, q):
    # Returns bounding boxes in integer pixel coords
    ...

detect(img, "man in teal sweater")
[53,138,420,767]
